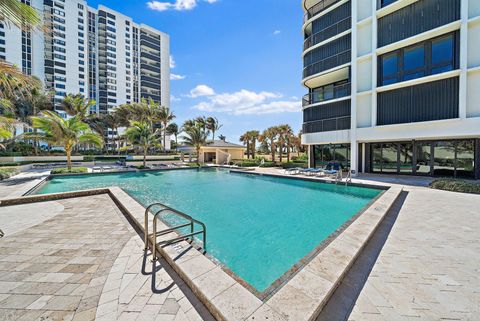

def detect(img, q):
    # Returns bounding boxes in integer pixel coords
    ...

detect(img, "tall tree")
[166,123,179,148]
[0,0,41,31]
[158,106,175,152]
[239,132,251,159]
[182,124,208,165]
[27,111,103,170]
[15,86,53,154]
[61,94,95,120]
[260,127,279,162]
[125,121,161,167]
[277,124,293,163]
[206,117,222,141]
[218,134,226,141]
[247,130,260,159]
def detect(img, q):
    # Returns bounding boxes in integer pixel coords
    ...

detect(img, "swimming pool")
[36,168,381,293]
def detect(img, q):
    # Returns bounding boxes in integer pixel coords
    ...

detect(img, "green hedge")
[0,168,17,180]
[259,161,277,168]
[282,162,308,169]
[430,179,480,195]
[51,167,88,175]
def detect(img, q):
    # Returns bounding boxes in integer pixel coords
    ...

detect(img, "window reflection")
[314,144,350,169]
[399,143,413,173]
[433,141,456,176]
[456,141,475,178]
[415,143,431,175]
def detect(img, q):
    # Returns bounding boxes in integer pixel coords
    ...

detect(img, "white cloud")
[273,30,281,35]
[171,73,186,80]
[189,84,215,98]
[171,95,181,102]
[169,55,176,68]
[193,88,301,115]
[147,0,217,12]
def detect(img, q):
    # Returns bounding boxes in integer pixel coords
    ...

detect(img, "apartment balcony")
[302,82,350,107]
[304,16,351,51]
[140,34,160,46]
[303,116,351,134]
[303,49,350,79]
[303,0,341,24]
[140,51,160,62]
[140,63,160,73]
[141,75,160,85]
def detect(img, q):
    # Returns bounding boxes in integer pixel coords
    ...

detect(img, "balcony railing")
[302,82,351,107]
[304,17,351,51]
[304,0,340,23]
[303,49,351,79]
[303,116,351,134]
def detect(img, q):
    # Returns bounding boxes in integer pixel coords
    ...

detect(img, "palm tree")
[239,132,250,159]
[15,86,53,155]
[0,0,42,93]
[0,0,42,31]
[182,119,196,132]
[195,116,208,134]
[0,62,40,101]
[125,121,160,167]
[166,123,179,148]
[218,134,226,141]
[206,117,222,141]
[247,130,260,159]
[260,127,279,162]
[27,111,103,170]
[61,94,95,120]
[158,106,175,152]
[277,124,293,163]
[182,124,208,165]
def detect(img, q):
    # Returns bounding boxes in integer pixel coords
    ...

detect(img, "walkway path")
[0,195,207,321]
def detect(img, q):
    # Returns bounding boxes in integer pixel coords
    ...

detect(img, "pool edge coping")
[0,178,403,321]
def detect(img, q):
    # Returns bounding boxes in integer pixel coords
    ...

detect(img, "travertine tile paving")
[348,189,480,321]
[0,195,205,321]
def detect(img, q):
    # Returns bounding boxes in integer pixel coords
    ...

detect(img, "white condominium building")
[0,0,170,117]
[301,0,480,179]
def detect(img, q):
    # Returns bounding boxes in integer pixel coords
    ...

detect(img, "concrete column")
[350,0,358,175]
[371,0,378,127]
[459,0,469,119]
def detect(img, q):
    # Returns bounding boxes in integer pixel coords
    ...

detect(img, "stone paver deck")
[347,188,480,321]
[0,195,206,321]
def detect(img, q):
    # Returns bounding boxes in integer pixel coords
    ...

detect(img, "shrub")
[0,168,18,180]
[282,162,308,169]
[0,162,21,167]
[135,165,150,170]
[259,161,276,168]
[291,154,308,162]
[51,167,88,175]
[234,160,258,167]
[430,179,480,195]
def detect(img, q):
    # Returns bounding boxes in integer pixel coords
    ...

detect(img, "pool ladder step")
[144,203,207,261]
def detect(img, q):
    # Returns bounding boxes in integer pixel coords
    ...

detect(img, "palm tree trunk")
[252,139,256,159]
[196,147,201,165]
[163,123,167,153]
[279,143,283,163]
[271,141,275,162]
[66,147,72,171]
[246,141,250,159]
[143,147,147,167]
[287,145,290,162]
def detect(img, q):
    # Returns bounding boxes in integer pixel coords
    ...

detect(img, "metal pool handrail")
[144,203,207,260]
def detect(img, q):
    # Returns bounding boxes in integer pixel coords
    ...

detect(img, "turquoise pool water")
[36,169,381,292]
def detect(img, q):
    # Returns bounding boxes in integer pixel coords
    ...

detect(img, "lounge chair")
[284,167,302,175]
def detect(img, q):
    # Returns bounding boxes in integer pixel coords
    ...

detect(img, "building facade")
[301,0,480,179]
[0,0,170,116]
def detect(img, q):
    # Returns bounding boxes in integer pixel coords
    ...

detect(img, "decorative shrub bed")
[0,168,18,180]
[430,178,480,195]
[51,167,88,175]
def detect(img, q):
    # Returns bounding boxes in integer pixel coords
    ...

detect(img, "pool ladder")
[144,203,207,261]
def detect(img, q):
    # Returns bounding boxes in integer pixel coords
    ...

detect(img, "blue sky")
[89,0,304,142]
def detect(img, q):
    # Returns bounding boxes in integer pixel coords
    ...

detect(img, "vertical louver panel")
[378,0,460,47]
[377,77,459,125]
